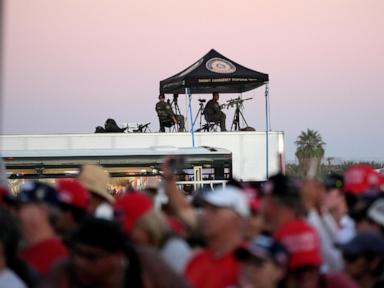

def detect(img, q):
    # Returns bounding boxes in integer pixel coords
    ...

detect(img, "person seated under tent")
[203,92,227,132]
[155,94,185,132]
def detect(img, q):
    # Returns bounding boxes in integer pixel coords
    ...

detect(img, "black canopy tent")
[159,49,272,178]
[160,49,268,94]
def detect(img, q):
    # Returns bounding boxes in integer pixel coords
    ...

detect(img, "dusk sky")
[2,0,384,161]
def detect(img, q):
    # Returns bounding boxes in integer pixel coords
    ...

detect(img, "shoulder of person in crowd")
[135,245,190,288]
[42,259,73,288]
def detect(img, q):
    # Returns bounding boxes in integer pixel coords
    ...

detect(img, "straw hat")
[78,164,115,203]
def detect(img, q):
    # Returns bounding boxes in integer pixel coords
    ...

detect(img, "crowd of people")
[0,158,384,288]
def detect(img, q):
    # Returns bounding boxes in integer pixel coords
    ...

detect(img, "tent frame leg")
[265,82,270,179]
[186,88,195,147]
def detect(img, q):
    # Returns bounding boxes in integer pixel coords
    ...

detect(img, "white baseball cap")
[202,186,250,218]
[368,199,384,227]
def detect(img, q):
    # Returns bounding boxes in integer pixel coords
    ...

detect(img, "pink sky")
[2,0,384,161]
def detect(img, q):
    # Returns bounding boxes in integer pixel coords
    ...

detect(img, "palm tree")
[295,129,325,178]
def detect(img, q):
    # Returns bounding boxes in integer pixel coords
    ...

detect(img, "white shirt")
[336,215,356,244]
[307,209,344,272]
[0,269,27,288]
[161,237,192,273]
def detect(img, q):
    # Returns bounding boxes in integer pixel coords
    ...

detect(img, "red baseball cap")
[57,179,89,210]
[380,174,384,189]
[274,219,322,270]
[343,164,381,194]
[113,192,153,234]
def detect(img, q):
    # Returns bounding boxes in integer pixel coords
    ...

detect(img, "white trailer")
[0,131,284,181]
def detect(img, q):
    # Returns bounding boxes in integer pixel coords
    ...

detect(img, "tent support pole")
[186,88,195,147]
[265,82,270,179]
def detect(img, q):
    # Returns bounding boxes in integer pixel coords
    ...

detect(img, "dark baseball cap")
[340,233,384,258]
[16,181,59,207]
[72,217,126,253]
[262,173,300,197]
[235,235,288,266]
[261,174,301,212]
[323,173,344,191]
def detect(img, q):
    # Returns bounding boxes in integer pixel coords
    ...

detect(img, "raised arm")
[161,157,198,229]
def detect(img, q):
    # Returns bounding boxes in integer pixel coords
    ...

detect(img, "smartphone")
[169,156,186,174]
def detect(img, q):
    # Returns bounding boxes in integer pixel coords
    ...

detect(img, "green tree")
[295,129,325,178]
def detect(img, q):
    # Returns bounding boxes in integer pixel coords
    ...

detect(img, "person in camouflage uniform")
[203,92,227,131]
[156,94,185,132]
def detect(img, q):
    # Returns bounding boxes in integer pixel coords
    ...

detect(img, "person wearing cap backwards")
[16,181,68,276]
[56,179,90,245]
[260,174,358,288]
[78,164,115,219]
[234,235,288,288]
[184,185,250,288]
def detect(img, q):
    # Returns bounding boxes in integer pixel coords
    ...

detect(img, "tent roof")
[160,49,269,94]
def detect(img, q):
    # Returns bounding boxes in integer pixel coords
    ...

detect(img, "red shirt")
[184,248,239,288]
[20,237,68,276]
[324,273,359,288]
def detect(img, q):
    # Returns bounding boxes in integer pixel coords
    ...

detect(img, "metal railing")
[176,179,228,191]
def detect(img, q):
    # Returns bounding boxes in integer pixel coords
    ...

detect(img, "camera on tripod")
[198,99,206,103]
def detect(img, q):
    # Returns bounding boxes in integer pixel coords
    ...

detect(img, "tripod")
[169,95,186,132]
[193,100,206,130]
[229,98,251,131]
[134,122,151,133]
[170,95,182,116]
